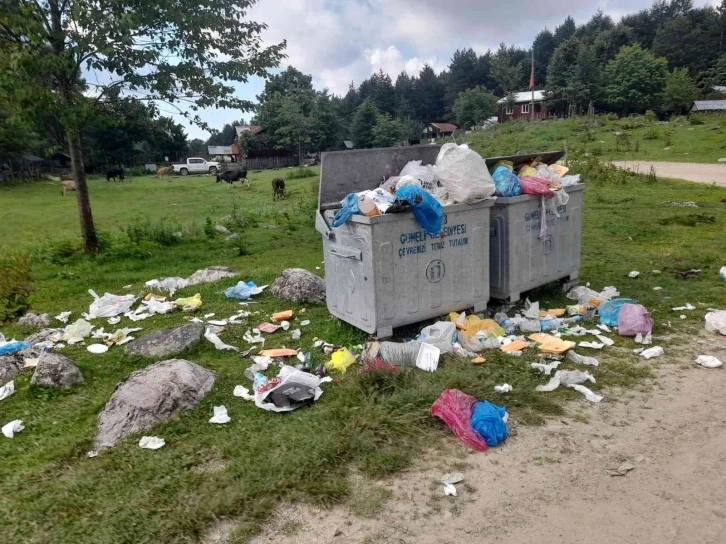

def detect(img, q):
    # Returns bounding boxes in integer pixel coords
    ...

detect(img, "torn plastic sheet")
[673,303,696,311]
[536,370,595,392]
[578,341,604,350]
[635,331,653,345]
[254,365,325,413]
[641,346,664,359]
[204,327,239,351]
[566,350,599,367]
[145,266,237,296]
[695,355,723,368]
[209,406,231,424]
[61,319,93,344]
[494,383,512,393]
[138,436,165,449]
[55,311,72,323]
[531,361,561,375]
[567,383,603,402]
[244,329,265,345]
[87,290,137,319]
[233,385,255,400]
[2,419,24,438]
[0,380,15,401]
[596,335,614,347]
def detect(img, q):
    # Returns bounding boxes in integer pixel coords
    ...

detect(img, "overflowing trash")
[431,389,508,451]
[146,266,237,296]
[253,365,326,413]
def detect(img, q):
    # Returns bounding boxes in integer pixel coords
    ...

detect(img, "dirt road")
[241,335,726,544]
[613,161,726,186]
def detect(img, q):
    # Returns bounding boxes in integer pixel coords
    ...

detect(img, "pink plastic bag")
[617,303,654,336]
[519,176,554,198]
[431,389,487,451]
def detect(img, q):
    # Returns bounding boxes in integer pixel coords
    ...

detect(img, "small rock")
[0,354,25,383]
[334,529,343,537]
[270,268,326,304]
[124,321,204,358]
[18,312,51,328]
[31,353,83,388]
[95,358,214,448]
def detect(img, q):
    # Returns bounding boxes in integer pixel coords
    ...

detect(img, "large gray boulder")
[31,353,84,387]
[124,321,204,358]
[95,359,215,448]
[270,268,326,304]
[0,353,24,383]
[18,312,51,328]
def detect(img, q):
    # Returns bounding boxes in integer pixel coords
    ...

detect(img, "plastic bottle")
[252,372,268,392]
[500,319,516,335]
[519,320,541,333]
[357,195,381,217]
[540,318,562,332]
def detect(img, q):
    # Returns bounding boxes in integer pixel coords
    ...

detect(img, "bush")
[204,217,216,239]
[0,253,33,323]
[643,127,660,140]
[285,166,317,180]
[689,114,706,125]
[126,166,152,177]
[125,217,182,246]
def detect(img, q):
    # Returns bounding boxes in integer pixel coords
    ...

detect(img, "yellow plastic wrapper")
[326,347,356,373]
[174,293,202,312]
[519,165,538,178]
[549,164,569,176]
[448,312,504,338]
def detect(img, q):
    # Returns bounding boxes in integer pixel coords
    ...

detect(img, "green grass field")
[0,161,725,543]
[465,113,726,163]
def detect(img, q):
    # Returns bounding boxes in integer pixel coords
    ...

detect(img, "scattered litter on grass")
[327,348,356,372]
[0,380,15,401]
[634,331,652,345]
[300,320,310,327]
[204,313,215,319]
[444,484,457,497]
[243,329,265,345]
[440,472,465,485]
[55,311,72,323]
[86,290,137,319]
[207,320,228,327]
[87,450,98,458]
[415,343,440,372]
[225,281,266,301]
[494,383,512,393]
[579,341,604,350]
[652,270,661,274]
[259,348,298,358]
[531,361,561,375]
[2,419,24,438]
[680,315,687,320]
[61,319,92,344]
[256,323,280,333]
[108,316,121,325]
[87,344,108,354]
[174,293,202,312]
[272,310,294,322]
[146,266,237,296]
[471,400,509,446]
[209,406,231,424]
[695,355,723,368]
[628,271,640,278]
[596,335,614,346]
[567,384,603,402]
[720,266,726,281]
[472,356,486,364]
[705,311,726,335]
[566,351,599,367]
[280,320,290,331]
[672,303,695,311]
[537,370,595,392]
[641,346,664,359]
[677,269,701,279]
[138,436,165,449]
[430,389,487,451]
[0,340,31,355]
[204,327,239,352]
[653,287,663,291]
[253,365,325,413]
[291,329,301,340]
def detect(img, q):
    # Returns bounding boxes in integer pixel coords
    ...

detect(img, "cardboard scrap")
[272,310,294,322]
[259,348,299,358]
[501,339,529,353]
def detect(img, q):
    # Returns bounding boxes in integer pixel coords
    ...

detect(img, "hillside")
[464,114,726,163]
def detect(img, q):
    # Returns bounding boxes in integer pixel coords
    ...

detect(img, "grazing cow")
[272,177,286,200]
[106,167,125,182]
[155,166,172,178]
[61,180,76,196]
[216,169,249,188]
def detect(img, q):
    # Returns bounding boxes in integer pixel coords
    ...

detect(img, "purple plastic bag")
[617,303,654,336]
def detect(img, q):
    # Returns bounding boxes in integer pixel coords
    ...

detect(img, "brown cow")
[155,166,173,178]
[272,177,286,200]
[61,180,76,196]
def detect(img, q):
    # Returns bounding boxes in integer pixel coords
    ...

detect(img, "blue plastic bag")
[598,298,636,327]
[0,341,31,355]
[492,166,522,197]
[470,400,509,447]
[395,186,443,236]
[225,280,259,300]
[331,193,361,227]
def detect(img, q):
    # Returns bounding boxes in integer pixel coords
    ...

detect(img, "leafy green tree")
[453,86,499,128]
[188,139,206,157]
[207,123,242,147]
[663,68,698,114]
[491,44,524,96]
[351,98,379,149]
[553,16,577,46]
[274,97,313,160]
[359,70,396,116]
[604,45,669,115]
[532,30,557,86]
[371,114,402,147]
[0,0,284,251]
[571,47,600,110]
[444,49,481,116]
[400,118,424,145]
[545,38,580,114]
[414,65,445,122]
[592,25,634,66]
[652,9,723,75]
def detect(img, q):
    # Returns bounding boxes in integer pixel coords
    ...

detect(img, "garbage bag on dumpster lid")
[254,365,325,413]
[519,176,554,198]
[332,193,362,227]
[492,166,522,197]
[431,389,487,451]
[433,143,495,203]
[398,160,437,193]
[470,400,509,447]
[617,303,653,336]
[395,186,443,236]
[599,298,636,327]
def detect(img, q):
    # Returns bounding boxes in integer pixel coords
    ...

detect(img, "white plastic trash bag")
[254,365,324,413]
[705,311,726,335]
[433,143,495,203]
[87,290,137,319]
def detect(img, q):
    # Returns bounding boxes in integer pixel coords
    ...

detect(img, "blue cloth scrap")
[470,400,509,447]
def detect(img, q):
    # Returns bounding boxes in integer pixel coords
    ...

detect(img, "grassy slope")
[465,114,726,163]
[0,163,725,543]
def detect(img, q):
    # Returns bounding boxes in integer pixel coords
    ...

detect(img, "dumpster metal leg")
[509,292,521,303]
[376,326,393,339]
[474,301,488,313]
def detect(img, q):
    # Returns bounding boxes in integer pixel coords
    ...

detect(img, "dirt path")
[612,161,726,186]
[241,335,726,544]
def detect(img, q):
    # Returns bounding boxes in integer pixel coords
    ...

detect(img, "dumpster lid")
[319,145,441,209]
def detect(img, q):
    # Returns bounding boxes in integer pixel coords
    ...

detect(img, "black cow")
[272,177,286,200]
[216,169,249,187]
[106,167,125,182]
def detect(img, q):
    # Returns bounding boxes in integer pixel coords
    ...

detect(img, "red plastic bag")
[519,176,554,198]
[617,303,654,336]
[431,389,487,451]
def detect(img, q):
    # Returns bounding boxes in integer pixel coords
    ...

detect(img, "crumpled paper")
[138,436,165,449]
[209,406,231,424]
[2,419,24,438]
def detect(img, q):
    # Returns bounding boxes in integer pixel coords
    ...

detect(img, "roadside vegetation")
[1,160,724,542]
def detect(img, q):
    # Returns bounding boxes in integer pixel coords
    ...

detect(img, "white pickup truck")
[172,158,221,176]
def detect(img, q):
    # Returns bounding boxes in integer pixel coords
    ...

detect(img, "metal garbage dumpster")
[486,151,584,302]
[316,145,494,338]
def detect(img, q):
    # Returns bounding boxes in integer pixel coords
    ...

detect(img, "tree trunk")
[66,129,98,252]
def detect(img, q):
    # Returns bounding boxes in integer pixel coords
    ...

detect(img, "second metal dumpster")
[486,152,584,302]
[316,145,494,338]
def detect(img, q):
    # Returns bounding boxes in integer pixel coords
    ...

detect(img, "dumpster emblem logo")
[426,259,445,283]
[543,234,553,255]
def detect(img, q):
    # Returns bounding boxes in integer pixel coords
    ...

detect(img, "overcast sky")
[178,0,719,140]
